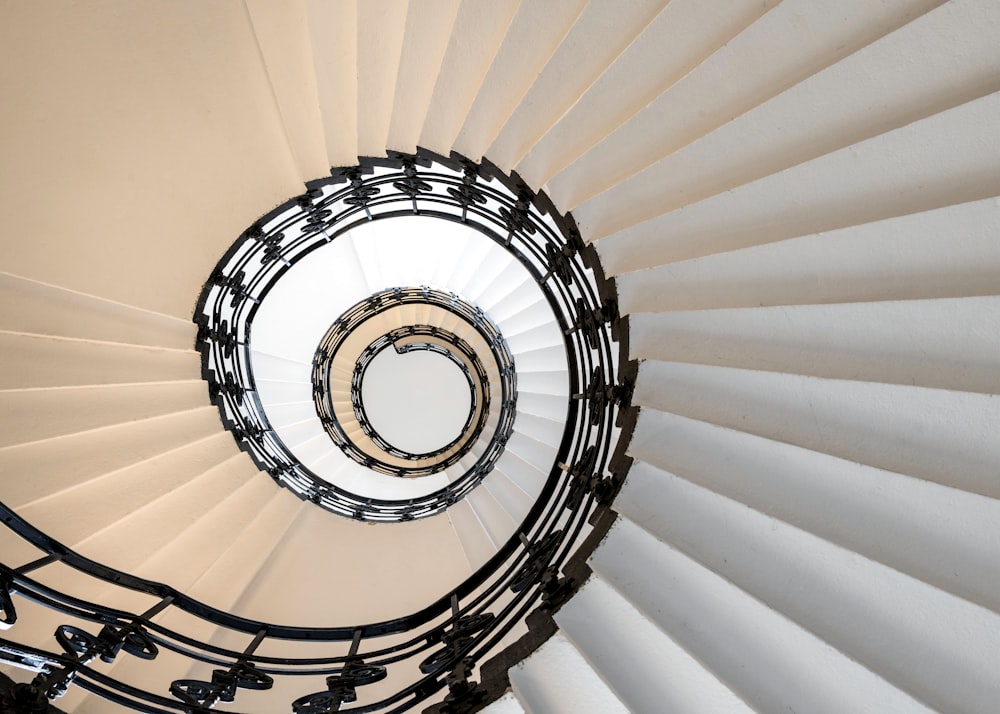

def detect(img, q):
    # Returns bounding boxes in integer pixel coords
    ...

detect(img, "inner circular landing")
[361,347,472,455]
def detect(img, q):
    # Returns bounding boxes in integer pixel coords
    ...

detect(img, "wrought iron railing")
[311,287,516,483]
[0,149,637,713]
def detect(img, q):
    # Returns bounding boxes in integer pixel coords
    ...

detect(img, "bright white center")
[360,347,472,455]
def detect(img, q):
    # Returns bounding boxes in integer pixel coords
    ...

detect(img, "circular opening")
[360,346,473,456]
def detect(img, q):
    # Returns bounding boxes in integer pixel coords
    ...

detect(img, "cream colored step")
[0,271,194,348]
[555,576,753,714]
[579,0,1000,242]
[304,0,358,167]
[255,378,313,406]
[466,477,517,549]
[618,196,1000,313]
[0,406,223,509]
[592,89,1000,272]
[386,0,461,154]
[448,497,498,569]
[485,0,669,173]
[244,0,329,180]
[493,449,546,501]
[604,465,1000,712]
[515,370,568,398]
[509,345,565,374]
[511,412,564,447]
[509,633,629,714]
[417,0,520,156]
[488,288,549,326]
[591,516,936,713]
[15,431,238,557]
[0,380,206,448]
[629,296,1000,394]
[494,297,558,340]
[550,0,942,212]
[133,471,280,590]
[79,455,265,574]
[634,360,1000,500]
[517,0,775,190]
[516,392,567,424]
[251,349,312,383]
[451,0,588,162]
[470,268,532,314]
[626,408,1000,614]
[481,469,534,526]
[503,431,557,477]
[504,322,563,354]
[0,1,302,318]
[356,1,408,158]
[445,236,496,295]
[457,253,518,306]
[228,504,472,625]
[0,332,200,389]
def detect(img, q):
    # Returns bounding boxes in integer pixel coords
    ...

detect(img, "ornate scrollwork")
[170,660,272,708]
[292,660,387,713]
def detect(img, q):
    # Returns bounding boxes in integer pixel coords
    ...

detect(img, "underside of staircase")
[2,1,999,712]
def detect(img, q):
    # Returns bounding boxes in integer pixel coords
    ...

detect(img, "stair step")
[356,1,408,158]
[629,295,1000,394]
[626,410,1000,614]
[0,331,200,389]
[0,271,195,348]
[516,392,567,424]
[556,576,753,714]
[509,633,629,714]
[386,0,462,154]
[243,0,329,180]
[552,0,941,213]
[0,0,303,320]
[510,345,565,373]
[585,0,1000,244]
[487,0,668,172]
[255,378,313,406]
[418,0,520,156]
[515,370,568,398]
[504,321,563,354]
[70,453,262,574]
[593,89,1000,271]
[304,0,358,167]
[0,406,223,508]
[504,431,558,475]
[633,360,1000,498]
[226,506,472,625]
[618,195,1000,313]
[466,485,516,548]
[592,517,936,714]
[517,0,774,190]
[448,498,497,568]
[16,431,238,549]
[0,380,206,448]
[481,469,533,525]
[604,476,1000,712]
[452,0,587,162]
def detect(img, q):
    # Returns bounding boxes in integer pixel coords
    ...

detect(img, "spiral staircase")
[2,1,1000,712]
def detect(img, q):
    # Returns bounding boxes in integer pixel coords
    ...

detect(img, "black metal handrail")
[312,287,515,485]
[0,149,636,714]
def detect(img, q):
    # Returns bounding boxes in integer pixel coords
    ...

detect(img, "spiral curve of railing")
[0,149,637,714]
